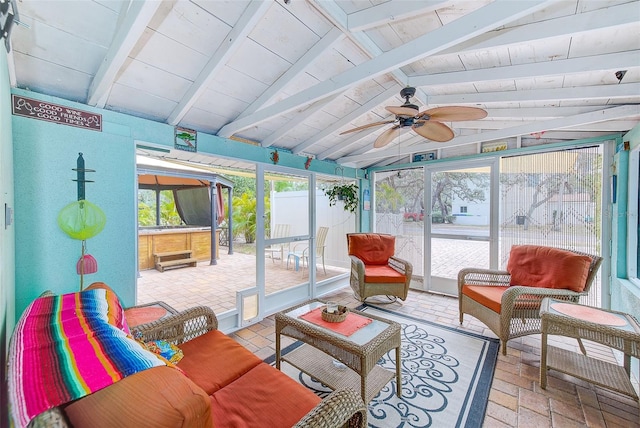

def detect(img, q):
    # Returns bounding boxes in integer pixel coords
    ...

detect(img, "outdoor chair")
[458,244,603,355]
[265,224,290,264]
[287,226,329,276]
[346,233,413,303]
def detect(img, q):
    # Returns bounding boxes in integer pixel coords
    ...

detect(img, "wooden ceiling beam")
[166,1,271,126]
[87,0,161,107]
[217,0,556,138]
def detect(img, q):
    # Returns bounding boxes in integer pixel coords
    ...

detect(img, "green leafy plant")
[232,193,257,243]
[325,182,359,214]
[231,192,271,243]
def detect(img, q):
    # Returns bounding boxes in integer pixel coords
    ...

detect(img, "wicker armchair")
[347,233,413,302]
[458,245,603,355]
[134,306,367,428]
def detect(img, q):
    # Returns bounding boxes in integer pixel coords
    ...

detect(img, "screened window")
[500,147,602,306]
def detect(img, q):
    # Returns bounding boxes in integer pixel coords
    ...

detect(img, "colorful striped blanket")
[8,289,166,427]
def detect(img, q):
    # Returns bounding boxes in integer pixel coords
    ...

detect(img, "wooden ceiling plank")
[427,83,640,105]
[166,1,272,126]
[486,106,624,118]
[292,85,400,154]
[347,0,454,32]
[316,126,380,160]
[217,0,556,138]
[310,1,431,111]
[438,2,638,57]
[238,27,343,121]
[260,98,333,148]
[410,50,640,87]
[87,0,162,107]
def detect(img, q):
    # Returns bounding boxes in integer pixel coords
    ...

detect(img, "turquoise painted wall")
[12,101,138,316]
[11,89,363,319]
[611,124,640,319]
[0,45,15,426]
[609,124,640,383]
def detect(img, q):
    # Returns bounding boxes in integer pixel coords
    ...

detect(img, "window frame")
[627,147,640,286]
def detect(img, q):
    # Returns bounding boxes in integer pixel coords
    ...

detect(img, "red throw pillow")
[507,245,592,292]
[347,233,395,265]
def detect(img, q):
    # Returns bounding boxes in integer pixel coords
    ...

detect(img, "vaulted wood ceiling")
[9,0,640,169]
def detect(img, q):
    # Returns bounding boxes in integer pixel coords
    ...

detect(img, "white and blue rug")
[267,304,499,428]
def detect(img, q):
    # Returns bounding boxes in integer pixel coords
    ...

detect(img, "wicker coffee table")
[275,300,402,403]
[540,298,640,410]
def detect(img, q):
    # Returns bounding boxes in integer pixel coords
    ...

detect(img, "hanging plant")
[325,183,359,214]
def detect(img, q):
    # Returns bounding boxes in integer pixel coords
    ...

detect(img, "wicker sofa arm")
[132,306,218,345]
[293,388,367,428]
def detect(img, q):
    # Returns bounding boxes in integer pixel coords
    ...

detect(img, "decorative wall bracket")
[270,149,279,164]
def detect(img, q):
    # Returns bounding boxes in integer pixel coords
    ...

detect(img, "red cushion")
[364,265,406,283]
[348,233,395,265]
[210,362,321,427]
[64,366,212,428]
[507,245,592,292]
[177,330,262,395]
[462,285,509,314]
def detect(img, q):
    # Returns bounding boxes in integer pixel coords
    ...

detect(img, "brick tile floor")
[228,289,639,428]
[137,262,639,427]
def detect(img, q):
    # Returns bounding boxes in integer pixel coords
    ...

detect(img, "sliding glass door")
[425,160,498,296]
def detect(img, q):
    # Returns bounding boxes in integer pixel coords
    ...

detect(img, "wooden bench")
[153,250,198,272]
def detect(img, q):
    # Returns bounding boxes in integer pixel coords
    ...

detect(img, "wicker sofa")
[9,287,367,428]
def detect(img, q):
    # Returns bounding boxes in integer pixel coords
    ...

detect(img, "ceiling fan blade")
[339,120,395,135]
[385,106,419,117]
[412,121,454,142]
[374,126,401,148]
[421,106,487,121]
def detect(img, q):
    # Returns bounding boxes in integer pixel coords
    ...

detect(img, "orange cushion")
[177,330,262,395]
[210,362,321,427]
[462,285,509,314]
[364,265,406,283]
[507,245,592,292]
[348,233,395,265]
[64,366,212,428]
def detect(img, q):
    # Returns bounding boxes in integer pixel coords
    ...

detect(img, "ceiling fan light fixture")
[341,86,487,148]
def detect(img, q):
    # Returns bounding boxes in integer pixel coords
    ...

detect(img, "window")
[460,206,468,213]
[627,147,640,285]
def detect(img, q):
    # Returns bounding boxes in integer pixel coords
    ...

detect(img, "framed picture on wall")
[412,151,437,162]
[175,127,197,152]
[481,141,508,153]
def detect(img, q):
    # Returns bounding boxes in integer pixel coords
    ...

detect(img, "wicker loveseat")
[9,286,367,428]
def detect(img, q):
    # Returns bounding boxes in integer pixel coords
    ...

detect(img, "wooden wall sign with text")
[12,95,102,132]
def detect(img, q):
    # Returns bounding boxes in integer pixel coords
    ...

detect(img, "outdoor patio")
[136,247,349,315]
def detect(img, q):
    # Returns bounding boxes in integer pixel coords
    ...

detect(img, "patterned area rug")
[266,304,499,428]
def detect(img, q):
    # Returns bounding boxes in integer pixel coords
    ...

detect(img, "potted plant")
[325,183,359,214]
